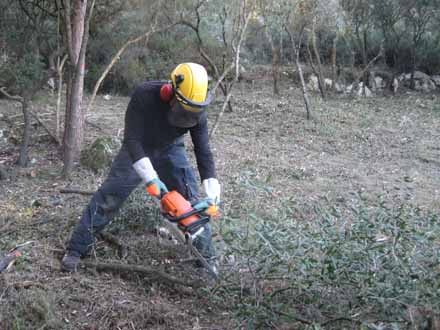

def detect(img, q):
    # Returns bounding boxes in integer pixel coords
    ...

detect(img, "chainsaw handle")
[163,208,201,223]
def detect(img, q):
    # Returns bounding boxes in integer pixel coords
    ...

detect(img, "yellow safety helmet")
[171,63,213,112]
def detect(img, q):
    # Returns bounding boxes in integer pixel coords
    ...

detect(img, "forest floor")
[0,79,439,330]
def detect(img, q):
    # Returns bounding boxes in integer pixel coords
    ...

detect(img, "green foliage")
[0,289,65,330]
[9,54,45,94]
[110,186,162,233]
[215,195,440,328]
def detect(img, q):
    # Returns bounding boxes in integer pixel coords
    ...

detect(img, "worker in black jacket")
[62,63,221,274]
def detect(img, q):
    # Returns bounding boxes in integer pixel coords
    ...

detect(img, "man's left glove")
[133,157,168,197]
[202,178,221,204]
[146,178,168,197]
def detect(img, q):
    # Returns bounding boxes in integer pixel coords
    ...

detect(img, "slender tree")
[60,0,96,177]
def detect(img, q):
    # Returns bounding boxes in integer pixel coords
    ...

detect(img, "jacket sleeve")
[190,113,216,181]
[123,93,146,162]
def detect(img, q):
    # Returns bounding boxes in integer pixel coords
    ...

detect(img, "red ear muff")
[160,83,174,103]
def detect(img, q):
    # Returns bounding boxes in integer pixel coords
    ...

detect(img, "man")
[62,63,221,274]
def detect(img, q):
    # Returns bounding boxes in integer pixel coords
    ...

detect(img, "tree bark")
[62,0,95,177]
[286,25,311,120]
[331,35,337,92]
[310,19,326,99]
[271,45,280,95]
[18,98,30,166]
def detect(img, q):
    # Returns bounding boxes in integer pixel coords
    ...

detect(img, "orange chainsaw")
[148,187,220,279]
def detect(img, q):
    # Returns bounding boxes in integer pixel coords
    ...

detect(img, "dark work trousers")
[67,140,216,260]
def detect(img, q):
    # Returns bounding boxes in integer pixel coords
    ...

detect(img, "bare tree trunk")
[309,19,326,99]
[410,45,416,90]
[209,1,252,138]
[272,45,280,95]
[286,26,312,120]
[18,98,31,166]
[179,2,234,112]
[62,0,95,177]
[361,29,369,95]
[331,35,337,92]
[264,25,280,96]
[56,55,68,142]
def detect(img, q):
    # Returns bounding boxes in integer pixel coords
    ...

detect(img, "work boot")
[61,250,80,272]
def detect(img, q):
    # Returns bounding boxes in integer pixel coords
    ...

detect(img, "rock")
[414,79,436,92]
[357,83,373,97]
[307,74,319,91]
[413,71,431,81]
[0,121,9,147]
[392,78,399,93]
[335,82,345,93]
[80,137,122,173]
[373,76,384,90]
[324,78,333,90]
[399,71,436,91]
[431,75,440,87]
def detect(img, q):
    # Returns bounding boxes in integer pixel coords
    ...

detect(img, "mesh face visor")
[167,101,204,128]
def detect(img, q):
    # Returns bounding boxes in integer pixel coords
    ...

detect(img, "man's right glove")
[192,199,220,217]
[202,178,221,205]
[133,157,168,197]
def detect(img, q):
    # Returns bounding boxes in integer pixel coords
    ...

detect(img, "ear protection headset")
[159,82,174,103]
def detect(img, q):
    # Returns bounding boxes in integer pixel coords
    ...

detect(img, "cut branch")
[60,188,94,195]
[80,260,197,288]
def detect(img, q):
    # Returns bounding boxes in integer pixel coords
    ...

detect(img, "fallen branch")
[60,188,94,195]
[261,302,313,325]
[29,109,61,145]
[80,260,197,288]
[12,281,45,290]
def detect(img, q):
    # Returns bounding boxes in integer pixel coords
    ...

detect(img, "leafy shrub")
[215,196,440,329]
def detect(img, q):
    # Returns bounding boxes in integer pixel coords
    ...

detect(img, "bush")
[214,195,440,329]
[0,288,64,330]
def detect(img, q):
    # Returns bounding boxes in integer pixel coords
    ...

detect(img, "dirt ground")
[0,79,439,329]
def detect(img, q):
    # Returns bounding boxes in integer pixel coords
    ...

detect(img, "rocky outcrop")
[307,70,437,96]
[398,71,437,92]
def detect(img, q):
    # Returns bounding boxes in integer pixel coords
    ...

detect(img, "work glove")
[202,178,221,205]
[133,157,168,197]
[146,178,168,198]
[192,199,220,217]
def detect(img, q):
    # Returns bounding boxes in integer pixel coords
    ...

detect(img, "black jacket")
[123,81,216,181]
